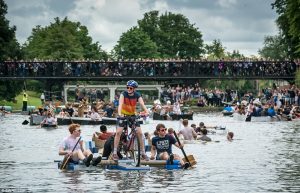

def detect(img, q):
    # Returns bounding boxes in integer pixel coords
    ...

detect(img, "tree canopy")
[23,17,107,60]
[272,0,300,59]
[205,39,226,59]
[115,10,205,59]
[258,34,288,60]
[0,0,23,101]
[0,0,21,61]
[113,27,159,59]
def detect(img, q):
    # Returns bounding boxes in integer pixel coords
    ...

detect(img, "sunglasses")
[127,86,134,90]
[75,129,81,132]
[160,128,166,132]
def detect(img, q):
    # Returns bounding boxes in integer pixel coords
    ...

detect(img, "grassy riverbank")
[0,91,41,111]
[0,91,223,113]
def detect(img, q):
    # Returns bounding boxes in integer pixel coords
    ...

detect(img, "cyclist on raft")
[113,80,149,161]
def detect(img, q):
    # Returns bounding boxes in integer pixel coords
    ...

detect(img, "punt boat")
[152,112,193,120]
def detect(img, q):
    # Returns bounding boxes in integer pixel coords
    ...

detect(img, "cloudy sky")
[5,0,278,56]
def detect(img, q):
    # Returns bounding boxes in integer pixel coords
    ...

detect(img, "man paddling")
[150,123,189,169]
[59,123,101,167]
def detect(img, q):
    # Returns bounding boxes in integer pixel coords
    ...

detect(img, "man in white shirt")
[178,119,197,140]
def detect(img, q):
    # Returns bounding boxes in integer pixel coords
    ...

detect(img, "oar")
[173,131,191,168]
[60,136,81,170]
[214,126,226,130]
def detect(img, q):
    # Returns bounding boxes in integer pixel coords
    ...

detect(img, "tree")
[205,39,226,59]
[272,0,300,58]
[258,34,288,60]
[23,17,107,60]
[0,0,23,101]
[0,80,23,101]
[0,0,21,61]
[137,11,205,59]
[227,50,245,60]
[114,27,159,59]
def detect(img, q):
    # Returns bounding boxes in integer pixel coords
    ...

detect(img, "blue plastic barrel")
[27,106,36,112]
[165,160,181,170]
[0,106,12,112]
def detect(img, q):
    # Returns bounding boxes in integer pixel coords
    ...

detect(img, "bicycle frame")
[118,115,141,167]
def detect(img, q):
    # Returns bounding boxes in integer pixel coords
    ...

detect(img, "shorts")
[156,152,169,160]
[117,116,140,128]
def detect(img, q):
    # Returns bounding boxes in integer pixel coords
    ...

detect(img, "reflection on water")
[105,171,145,191]
[272,125,300,192]
[0,114,299,192]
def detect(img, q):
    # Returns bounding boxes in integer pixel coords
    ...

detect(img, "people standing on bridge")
[22,90,28,111]
[113,80,149,161]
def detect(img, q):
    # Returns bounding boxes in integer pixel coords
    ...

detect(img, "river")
[0,113,299,193]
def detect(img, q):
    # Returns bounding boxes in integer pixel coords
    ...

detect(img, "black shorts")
[117,116,140,128]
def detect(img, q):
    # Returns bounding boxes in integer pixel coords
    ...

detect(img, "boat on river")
[152,112,193,120]
[222,110,234,116]
[30,114,46,125]
[40,123,58,128]
[30,114,144,126]
[57,116,114,125]
[56,116,144,125]
[233,113,282,122]
[56,140,195,171]
[55,159,184,171]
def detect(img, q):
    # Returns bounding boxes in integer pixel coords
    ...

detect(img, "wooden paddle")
[60,136,81,170]
[173,131,194,168]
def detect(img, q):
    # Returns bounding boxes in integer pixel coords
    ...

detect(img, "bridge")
[0,61,296,81]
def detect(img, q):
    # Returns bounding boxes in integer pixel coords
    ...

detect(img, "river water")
[0,113,299,193]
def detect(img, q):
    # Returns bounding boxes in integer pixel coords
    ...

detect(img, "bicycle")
[117,115,142,167]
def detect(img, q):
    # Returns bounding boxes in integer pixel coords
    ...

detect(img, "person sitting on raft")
[41,112,57,126]
[150,123,189,169]
[59,123,102,167]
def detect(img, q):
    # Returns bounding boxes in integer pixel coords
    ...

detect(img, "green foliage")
[200,79,256,93]
[137,11,204,59]
[205,39,226,59]
[0,80,23,101]
[0,0,21,60]
[25,80,44,93]
[226,50,245,60]
[258,34,288,59]
[23,17,107,60]
[272,0,300,58]
[0,91,42,110]
[114,27,159,59]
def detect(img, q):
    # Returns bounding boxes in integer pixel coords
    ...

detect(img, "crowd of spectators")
[0,59,298,78]
[159,82,300,108]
